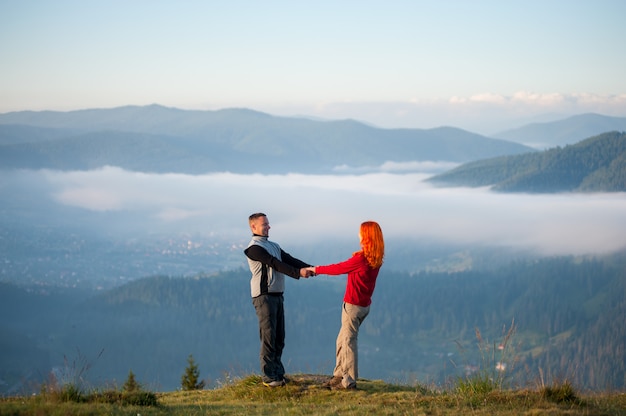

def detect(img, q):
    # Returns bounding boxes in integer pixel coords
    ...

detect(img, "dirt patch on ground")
[287,374,333,389]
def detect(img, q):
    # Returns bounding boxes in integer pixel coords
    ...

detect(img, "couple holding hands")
[244,213,384,390]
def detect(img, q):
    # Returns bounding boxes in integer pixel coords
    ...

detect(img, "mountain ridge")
[493,113,626,149]
[0,105,534,174]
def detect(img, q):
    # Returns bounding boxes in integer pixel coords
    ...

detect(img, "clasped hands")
[299,266,317,278]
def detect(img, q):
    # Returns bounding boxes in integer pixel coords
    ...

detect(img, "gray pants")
[252,294,285,383]
[334,302,370,388]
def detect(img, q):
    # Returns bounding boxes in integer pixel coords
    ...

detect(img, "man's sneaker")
[262,379,286,388]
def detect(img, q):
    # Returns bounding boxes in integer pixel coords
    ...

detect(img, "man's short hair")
[249,212,266,224]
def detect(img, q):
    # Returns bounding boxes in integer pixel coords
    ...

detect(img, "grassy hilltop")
[1,374,625,416]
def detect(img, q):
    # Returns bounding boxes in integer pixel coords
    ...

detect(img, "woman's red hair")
[357,221,384,269]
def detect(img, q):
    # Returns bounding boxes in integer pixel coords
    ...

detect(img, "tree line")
[429,131,626,192]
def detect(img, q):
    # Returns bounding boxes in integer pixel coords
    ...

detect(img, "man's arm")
[244,245,305,279]
[280,249,311,269]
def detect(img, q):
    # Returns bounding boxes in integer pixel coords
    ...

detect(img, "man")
[244,213,313,387]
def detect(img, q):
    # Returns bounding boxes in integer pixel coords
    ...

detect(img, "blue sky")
[1,0,625,133]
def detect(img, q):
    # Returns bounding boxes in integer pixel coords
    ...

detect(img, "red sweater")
[316,252,380,307]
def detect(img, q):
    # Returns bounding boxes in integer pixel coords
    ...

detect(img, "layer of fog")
[6,166,626,257]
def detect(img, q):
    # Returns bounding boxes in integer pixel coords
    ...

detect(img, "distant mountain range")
[493,113,626,149]
[0,105,533,174]
[428,131,626,192]
[1,106,624,190]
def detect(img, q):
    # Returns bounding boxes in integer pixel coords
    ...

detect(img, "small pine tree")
[123,370,141,392]
[181,354,205,390]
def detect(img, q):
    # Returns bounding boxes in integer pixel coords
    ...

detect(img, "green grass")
[1,374,625,416]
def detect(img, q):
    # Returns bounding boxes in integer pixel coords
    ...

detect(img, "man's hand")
[300,267,315,278]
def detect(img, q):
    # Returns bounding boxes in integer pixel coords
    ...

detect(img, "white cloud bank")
[35,166,626,257]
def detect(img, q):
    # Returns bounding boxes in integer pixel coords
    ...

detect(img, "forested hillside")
[428,131,626,192]
[1,253,624,395]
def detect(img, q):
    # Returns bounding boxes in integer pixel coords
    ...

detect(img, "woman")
[309,221,385,390]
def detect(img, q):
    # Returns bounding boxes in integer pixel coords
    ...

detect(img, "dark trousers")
[252,294,285,382]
